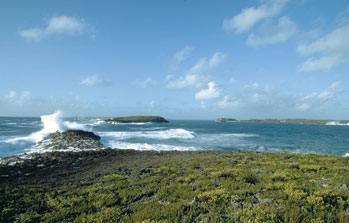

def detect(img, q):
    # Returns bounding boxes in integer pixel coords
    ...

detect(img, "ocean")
[0,112,349,158]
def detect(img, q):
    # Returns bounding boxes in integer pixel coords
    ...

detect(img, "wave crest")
[106,141,196,151]
[99,128,195,140]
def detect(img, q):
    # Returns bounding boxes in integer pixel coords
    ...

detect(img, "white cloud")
[167,52,226,89]
[20,16,92,41]
[167,74,207,89]
[297,26,349,71]
[295,82,343,111]
[243,82,272,93]
[4,91,32,106]
[173,46,193,62]
[195,82,220,100]
[0,91,99,116]
[80,75,111,87]
[218,95,239,108]
[189,52,227,73]
[246,16,297,46]
[136,77,156,88]
[223,0,288,34]
[149,100,157,108]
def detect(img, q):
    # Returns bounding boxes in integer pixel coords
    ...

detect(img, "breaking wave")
[4,111,88,144]
[106,141,196,151]
[98,128,195,140]
[326,121,349,126]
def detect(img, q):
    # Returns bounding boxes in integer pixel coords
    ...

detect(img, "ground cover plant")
[1,150,349,222]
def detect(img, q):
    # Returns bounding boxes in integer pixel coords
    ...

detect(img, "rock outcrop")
[35,130,104,151]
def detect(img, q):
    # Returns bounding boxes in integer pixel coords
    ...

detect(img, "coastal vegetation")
[1,150,349,222]
[105,116,169,124]
[216,118,349,125]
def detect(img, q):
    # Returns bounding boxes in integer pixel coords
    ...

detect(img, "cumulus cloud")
[189,52,227,73]
[20,16,92,41]
[223,0,288,34]
[166,74,207,89]
[167,52,226,89]
[297,26,349,71]
[246,16,297,46]
[173,46,193,62]
[80,75,111,87]
[136,77,156,88]
[195,82,220,100]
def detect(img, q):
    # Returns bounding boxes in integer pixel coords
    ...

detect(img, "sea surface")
[0,112,349,158]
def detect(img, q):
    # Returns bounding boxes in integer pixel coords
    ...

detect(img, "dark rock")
[35,130,104,151]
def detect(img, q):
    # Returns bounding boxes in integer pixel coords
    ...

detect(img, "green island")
[105,116,169,124]
[1,149,349,222]
[216,118,349,125]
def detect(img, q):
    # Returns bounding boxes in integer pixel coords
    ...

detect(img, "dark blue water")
[1,114,349,158]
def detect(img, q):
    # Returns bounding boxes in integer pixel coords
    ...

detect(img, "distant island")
[105,116,169,124]
[216,118,349,125]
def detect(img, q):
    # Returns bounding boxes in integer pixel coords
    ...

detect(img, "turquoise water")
[1,114,349,157]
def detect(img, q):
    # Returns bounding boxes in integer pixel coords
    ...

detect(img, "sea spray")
[30,111,63,142]
[4,111,89,144]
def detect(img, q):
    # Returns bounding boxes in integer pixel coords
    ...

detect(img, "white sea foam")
[63,121,88,130]
[4,111,89,144]
[99,128,195,140]
[89,119,105,126]
[326,121,349,126]
[26,144,101,154]
[106,141,196,151]
[107,122,151,125]
[227,133,258,137]
[343,153,349,157]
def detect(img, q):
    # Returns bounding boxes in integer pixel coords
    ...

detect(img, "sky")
[1,0,349,119]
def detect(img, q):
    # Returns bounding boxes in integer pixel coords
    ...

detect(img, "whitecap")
[99,128,195,140]
[343,153,349,157]
[107,122,151,125]
[106,141,196,151]
[326,121,349,126]
[227,133,258,137]
[63,121,89,131]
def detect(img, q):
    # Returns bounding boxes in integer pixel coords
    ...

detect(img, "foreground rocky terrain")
[1,149,349,222]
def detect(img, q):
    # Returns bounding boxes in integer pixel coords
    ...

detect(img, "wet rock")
[35,130,104,151]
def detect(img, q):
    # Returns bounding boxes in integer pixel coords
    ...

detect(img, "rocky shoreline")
[1,130,349,222]
[0,149,177,187]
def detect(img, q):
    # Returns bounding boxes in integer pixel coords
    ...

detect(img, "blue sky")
[1,0,349,119]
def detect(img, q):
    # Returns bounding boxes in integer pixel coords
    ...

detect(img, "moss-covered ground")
[1,150,349,222]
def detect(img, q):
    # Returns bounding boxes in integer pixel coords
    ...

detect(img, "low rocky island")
[216,118,349,125]
[215,118,238,122]
[105,115,169,124]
